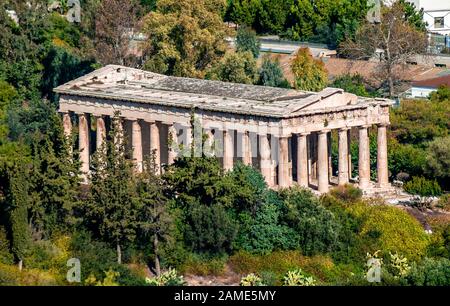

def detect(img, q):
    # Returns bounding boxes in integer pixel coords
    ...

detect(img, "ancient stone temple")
[55,65,394,193]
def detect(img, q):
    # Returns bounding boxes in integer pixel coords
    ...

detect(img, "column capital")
[338,127,351,132]
[359,124,372,129]
[377,123,389,127]
[297,132,310,137]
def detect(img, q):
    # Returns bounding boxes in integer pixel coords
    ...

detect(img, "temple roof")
[54,65,393,118]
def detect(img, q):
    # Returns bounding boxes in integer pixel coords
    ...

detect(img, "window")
[434,17,444,29]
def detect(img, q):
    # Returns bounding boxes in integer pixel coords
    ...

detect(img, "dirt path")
[184,264,241,286]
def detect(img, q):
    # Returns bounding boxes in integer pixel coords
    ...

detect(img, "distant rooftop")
[55,65,391,118]
[412,74,450,88]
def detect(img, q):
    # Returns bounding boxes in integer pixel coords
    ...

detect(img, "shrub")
[404,176,442,197]
[425,136,450,189]
[437,194,450,211]
[240,273,264,286]
[85,269,120,286]
[348,202,430,261]
[0,263,59,286]
[329,184,363,203]
[283,268,316,286]
[406,257,450,286]
[229,250,334,284]
[279,187,341,255]
[179,253,226,276]
[145,268,185,286]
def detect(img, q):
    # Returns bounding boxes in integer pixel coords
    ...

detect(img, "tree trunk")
[154,233,161,277]
[18,259,23,271]
[388,74,395,98]
[117,242,122,264]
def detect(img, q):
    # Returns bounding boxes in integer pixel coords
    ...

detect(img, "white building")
[407,0,450,35]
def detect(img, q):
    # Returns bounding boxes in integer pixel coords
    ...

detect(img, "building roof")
[412,74,450,88]
[54,65,392,118]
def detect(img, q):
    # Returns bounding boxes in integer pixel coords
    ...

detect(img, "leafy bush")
[425,136,450,189]
[329,184,363,203]
[240,273,264,286]
[0,263,59,286]
[69,230,145,286]
[179,253,226,276]
[283,268,316,286]
[388,142,427,179]
[279,187,341,255]
[348,202,430,261]
[145,268,185,286]
[437,194,450,212]
[85,269,120,286]
[404,176,442,197]
[406,257,450,286]
[229,250,334,284]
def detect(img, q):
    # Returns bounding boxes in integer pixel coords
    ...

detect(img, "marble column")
[358,125,371,189]
[242,131,252,166]
[328,132,333,180]
[168,124,178,164]
[278,136,290,188]
[338,128,350,185]
[96,115,106,151]
[297,133,309,187]
[149,121,161,174]
[223,129,234,171]
[78,113,90,179]
[131,120,143,173]
[63,112,72,138]
[317,130,329,193]
[204,129,215,157]
[377,124,389,188]
[259,134,273,187]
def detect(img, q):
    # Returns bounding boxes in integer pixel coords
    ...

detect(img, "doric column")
[96,115,106,151]
[78,113,90,179]
[63,112,72,138]
[204,129,215,157]
[242,131,252,166]
[347,129,352,180]
[358,125,371,189]
[338,128,350,185]
[149,121,160,174]
[168,124,178,164]
[317,130,329,193]
[131,120,143,173]
[259,134,273,187]
[328,132,333,180]
[223,129,234,171]
[377,124,389,188]
[278,136,290,188]
[297,133,309,187]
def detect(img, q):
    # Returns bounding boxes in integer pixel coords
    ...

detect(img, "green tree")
[291,48,328,92]
[430,85,450,103]
[164,146,238,254]
[0,161,31,270]
[86,114,139,264]
[425,136,450,189]
[142,0,229,78]
[206,51,257,84]
[258,56,290,88]
[279,187,340,255]
[399,0,427,32]
[236,26,260,58]
[135,155,172,276]
[330,74,370,97]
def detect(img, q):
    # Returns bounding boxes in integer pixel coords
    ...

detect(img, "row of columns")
[64,112,389,192]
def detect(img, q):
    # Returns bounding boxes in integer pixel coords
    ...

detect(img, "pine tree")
[86,112,138,264]
[135,155,172,276]
[0,161,31,270]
